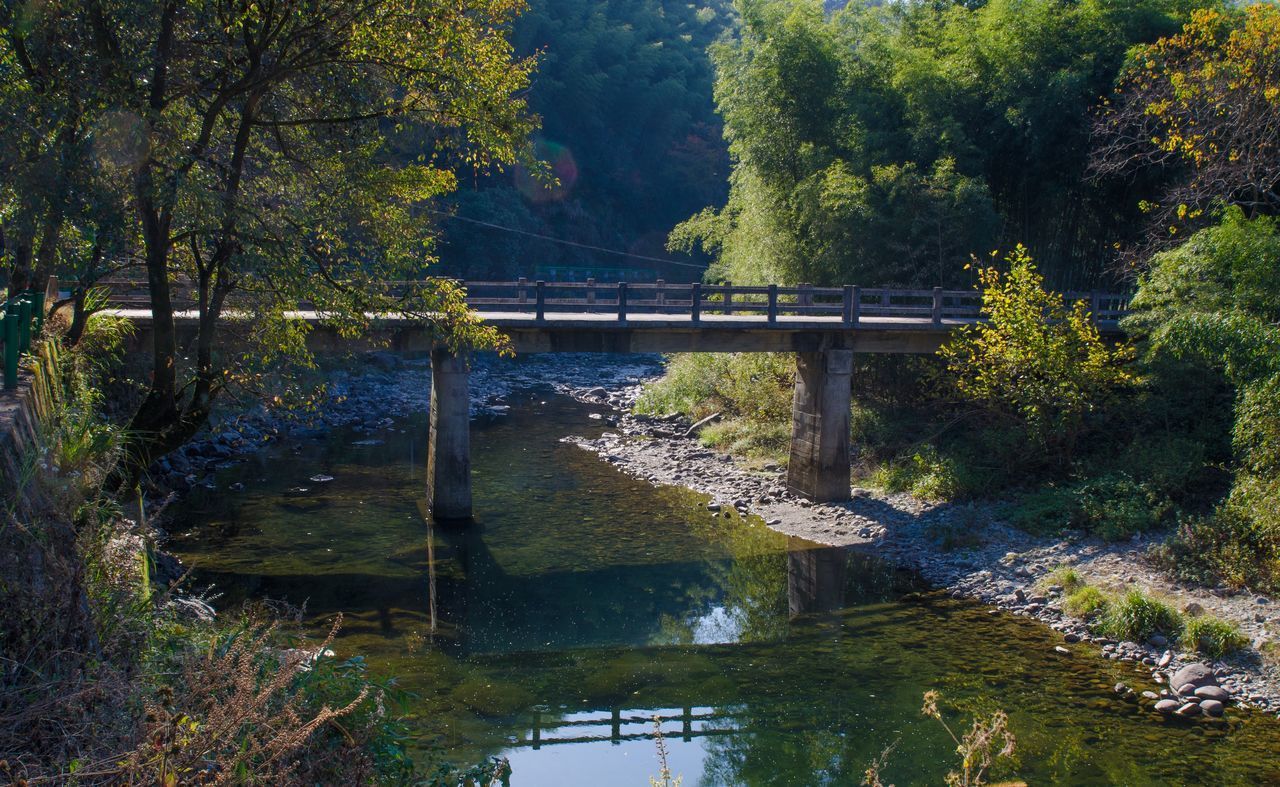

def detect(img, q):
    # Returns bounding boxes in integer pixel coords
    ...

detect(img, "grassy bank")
[0,320,499,785]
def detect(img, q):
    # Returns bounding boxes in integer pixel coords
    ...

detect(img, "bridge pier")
[787,350,852,502]
[427,348,472,520]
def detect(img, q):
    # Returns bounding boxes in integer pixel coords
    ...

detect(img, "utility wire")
[425,208,709,270]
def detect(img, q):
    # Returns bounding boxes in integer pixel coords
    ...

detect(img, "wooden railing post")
[768,284,778,323]
[723,280,733,315]
[691,282,701,323]
[932,287,942,324]
[518,277,528,304]
[656,278,666,309]
[1090,290,1101,320]
[586,277,596,306]
[535,280,546,321]
[617,282,627,321]
[852,285,861,325]
[881,290,890,309]
[799,282,812,308]
[842,285,855,325]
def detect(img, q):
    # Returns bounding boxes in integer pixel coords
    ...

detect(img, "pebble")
[1194,685,1230,702]
[1154,699,1180,713]
[1054,646,1071,656]
[1176,702,1201,717]
[1200,699,1225,717]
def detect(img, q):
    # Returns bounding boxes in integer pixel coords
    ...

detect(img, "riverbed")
[167,363,1280,785]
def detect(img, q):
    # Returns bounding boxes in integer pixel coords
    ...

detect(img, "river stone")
[1178,683,1198,696]
[1171,663,1217,690]
[1142,691,1160,700]
[1114,682,1128,694]
[1148,634,1168,648]
[1176,702,1201,717]
[1054,646,1071,655]
[1154,699,1180,713]
[1194,685,1230,702]
[1200,699,1226,717]
[1158,651,1173,668]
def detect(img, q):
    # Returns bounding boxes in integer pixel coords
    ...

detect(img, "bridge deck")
[106,279,1127,354]
[110,307,1122,354]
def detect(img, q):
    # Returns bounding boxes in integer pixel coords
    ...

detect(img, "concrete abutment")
[786,350,853,503]
[427,348,472,520]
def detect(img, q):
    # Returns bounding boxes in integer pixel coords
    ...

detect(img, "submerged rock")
[1200,699,1225,717]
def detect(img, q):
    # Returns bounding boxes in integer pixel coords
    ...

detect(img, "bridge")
[102,278,1129,520]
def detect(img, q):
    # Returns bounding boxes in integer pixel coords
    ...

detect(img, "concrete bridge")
[108,279,1129,520]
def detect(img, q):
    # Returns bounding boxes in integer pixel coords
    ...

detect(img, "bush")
[636,352,794,422]
[940,246,1130,464]
[1074,474,1169,541]
[1097,590,1182,642]
[1182,615,1249,659]
[1008,475,1171,541]
[1063,586,1110,618]
[1040,566,1086,594]
[873,446,964,500]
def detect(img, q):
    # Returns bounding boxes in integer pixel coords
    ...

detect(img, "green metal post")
[17,297,32,354]
[3,309,17,390]
[31,290,45,334]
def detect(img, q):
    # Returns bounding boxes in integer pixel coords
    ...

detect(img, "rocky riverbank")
[144,352,663,498]
[562,380,1280,721]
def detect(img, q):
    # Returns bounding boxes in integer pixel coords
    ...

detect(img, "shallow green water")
[170,387,1280,785]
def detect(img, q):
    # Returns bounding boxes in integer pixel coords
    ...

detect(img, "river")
[168,368,1280,785]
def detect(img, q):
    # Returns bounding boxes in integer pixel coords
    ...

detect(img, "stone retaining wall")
[0,340,62,512]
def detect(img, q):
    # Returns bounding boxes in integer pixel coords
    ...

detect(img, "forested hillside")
[436,0,735,280]
[669,0,1208,290]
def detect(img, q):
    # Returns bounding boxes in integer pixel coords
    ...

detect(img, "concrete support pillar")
[428,347,471,520]
[787,349,852,502]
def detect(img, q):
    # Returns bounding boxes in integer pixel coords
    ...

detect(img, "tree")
[435,0,734,280]
[1091,4,1280,256]
[1125,208,1280,588]
[17,0,540,484]
[673,0,1215,290]
[940,246,1130,463]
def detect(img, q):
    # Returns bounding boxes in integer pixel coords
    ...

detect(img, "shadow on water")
[169,389,1280,786]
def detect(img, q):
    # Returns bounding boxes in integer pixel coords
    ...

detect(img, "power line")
[425,208,709,270]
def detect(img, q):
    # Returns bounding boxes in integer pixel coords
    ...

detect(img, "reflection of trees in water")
[680,510,794,644]
[696,705,853,787]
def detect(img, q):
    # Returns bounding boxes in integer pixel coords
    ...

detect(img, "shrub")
[1009,475,1171,541]
[1073,474,1169,541]
[1040,566,1086,594]
[873,446,964,501]
[698,418,791,462]
[940,246,1130,464]
[1182,615,1249,659]
[1097,590,1182,642]
[636,352,794,422]
[1063,586,1110,618]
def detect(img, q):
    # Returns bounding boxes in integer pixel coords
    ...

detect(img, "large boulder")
[1170,663,1217,690]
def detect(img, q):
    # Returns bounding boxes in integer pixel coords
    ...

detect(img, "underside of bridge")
[426,343,860,520]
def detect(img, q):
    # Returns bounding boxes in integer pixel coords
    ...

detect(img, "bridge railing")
[99,275,1131,325]
[461,279,1130,325]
